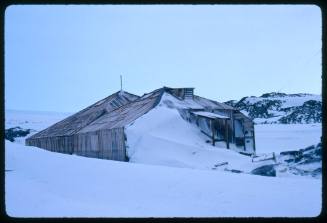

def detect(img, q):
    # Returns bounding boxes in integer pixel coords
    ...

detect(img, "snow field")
[255,123,321,154]
[4,102,322,217]
[5,109,71,130]
[5,141,321,217]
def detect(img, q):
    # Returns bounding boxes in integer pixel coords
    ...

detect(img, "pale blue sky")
[5,5,322,113]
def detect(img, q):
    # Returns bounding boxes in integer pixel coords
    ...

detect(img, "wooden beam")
[252,130,256,154]
[200,130,224,142]
[211,120,215,146]
[225,119,229,149]
[200,130,212,139]
[242,120,246,151]
[230,110,235,143]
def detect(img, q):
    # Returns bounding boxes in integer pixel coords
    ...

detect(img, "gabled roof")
[28,86,239,137]
[28,91,139,139]
[78,87,236,133]
[78,88,164,133]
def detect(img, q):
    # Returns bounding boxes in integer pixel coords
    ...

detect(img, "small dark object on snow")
[239,151,252,156]
[224,168,242,173]
[280,150,301,156]
[251,164,276,177]
[214,162,228,167]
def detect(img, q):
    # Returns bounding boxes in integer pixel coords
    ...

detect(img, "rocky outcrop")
[224,92,321,124]
[279,100,322,124]
[5,127,32,142]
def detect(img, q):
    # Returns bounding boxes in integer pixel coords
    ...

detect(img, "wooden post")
[211,119,215,146]
[230,110,235,143]
[273,152,276,163]
[225,119,229,149]
[242,120,246,151]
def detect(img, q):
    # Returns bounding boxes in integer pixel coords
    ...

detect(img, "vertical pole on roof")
[120,75,123,91]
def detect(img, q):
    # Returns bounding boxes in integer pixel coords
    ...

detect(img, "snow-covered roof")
[193,95,235,110]
[159,92,203,109]
[192,111,230,119]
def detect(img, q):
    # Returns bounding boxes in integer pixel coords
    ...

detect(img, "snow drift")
[125,93,254,171]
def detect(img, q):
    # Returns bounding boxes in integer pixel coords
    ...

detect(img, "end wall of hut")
[73,128,126,161]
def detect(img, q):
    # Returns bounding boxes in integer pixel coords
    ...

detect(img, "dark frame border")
[0,1,325,222]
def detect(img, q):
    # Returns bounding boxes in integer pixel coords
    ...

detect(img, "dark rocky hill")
[224,92,321,124]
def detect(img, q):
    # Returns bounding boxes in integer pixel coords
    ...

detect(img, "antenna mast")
[120,75,123,92]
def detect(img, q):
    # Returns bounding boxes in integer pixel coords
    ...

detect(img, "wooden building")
[26,87,256,161]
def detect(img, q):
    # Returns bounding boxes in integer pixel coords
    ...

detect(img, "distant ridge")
[224,92,321,124]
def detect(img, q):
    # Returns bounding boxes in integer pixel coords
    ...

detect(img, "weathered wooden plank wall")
[26,136,74,154]
[25,128,126,161]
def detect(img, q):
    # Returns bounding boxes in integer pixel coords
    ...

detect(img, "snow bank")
[5,140,321,217]
[126,93,254,171]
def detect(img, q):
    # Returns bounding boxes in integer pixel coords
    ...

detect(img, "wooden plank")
[230,110,235,143]
[242,119,246,151]
[211,120,215,146]
[225,119,229,149]
[214,162,228,167]
[252,130,256,153]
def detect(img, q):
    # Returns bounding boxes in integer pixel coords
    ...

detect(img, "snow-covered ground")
[5,141,321,217]
[4,108,322,217]
[5,109,71,131]
[255,123,321,154]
